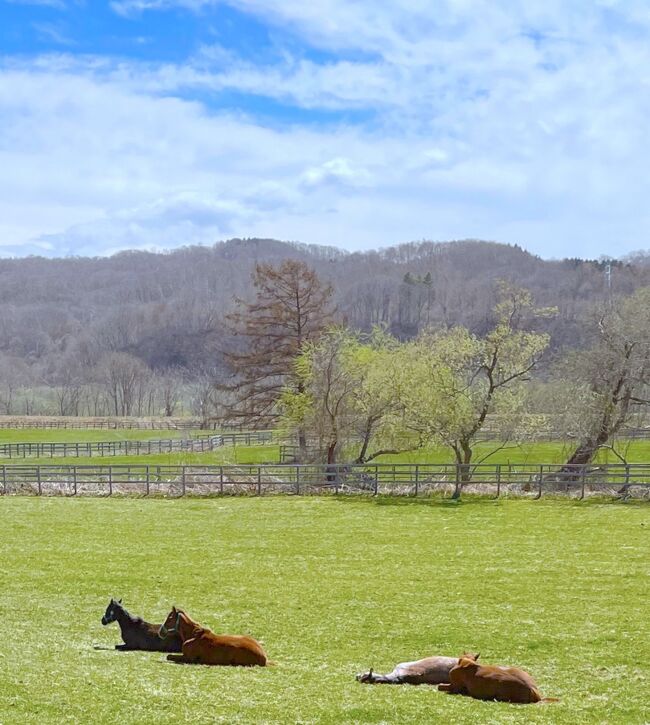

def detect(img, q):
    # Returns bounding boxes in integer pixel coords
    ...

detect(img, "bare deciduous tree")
[219,260,336,439]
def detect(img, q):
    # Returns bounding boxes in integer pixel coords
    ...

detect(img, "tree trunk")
[565,409,622,467]
[451,440,473,499]
[326,441,338,483]
[355,417,375,464]
[298,429,307,461]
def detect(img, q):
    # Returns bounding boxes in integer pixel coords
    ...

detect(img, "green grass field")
[0,428,203,444]
[0,444,281,467]
[2,438,650,469]
[0,497,647,724]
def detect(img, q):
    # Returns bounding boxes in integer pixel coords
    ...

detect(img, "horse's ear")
[118,598,122,604]
[172,605,177,613]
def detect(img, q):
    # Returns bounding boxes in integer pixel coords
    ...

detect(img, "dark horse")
[101,598,182,652]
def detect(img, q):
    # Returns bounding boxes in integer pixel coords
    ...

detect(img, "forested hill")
[1,238,648,386]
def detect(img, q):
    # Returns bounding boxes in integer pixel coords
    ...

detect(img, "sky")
[1,1,649,259]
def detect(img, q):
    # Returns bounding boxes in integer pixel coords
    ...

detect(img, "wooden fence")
[1,462,648,498]
[0,418,202,430]
[0,431,276,459]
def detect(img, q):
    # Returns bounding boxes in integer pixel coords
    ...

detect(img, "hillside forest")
[1,238,649,429]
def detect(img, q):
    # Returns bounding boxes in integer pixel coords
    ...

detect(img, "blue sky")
[1,0,649,258]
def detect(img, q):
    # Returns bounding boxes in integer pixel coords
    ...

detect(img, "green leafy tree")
[557,287,650,466]
[281,327,418,465]
[398,284,552,496]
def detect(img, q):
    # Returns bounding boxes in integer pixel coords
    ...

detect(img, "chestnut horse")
[357,652,479,685]
[159,607,269,666]
[438,656,558,703]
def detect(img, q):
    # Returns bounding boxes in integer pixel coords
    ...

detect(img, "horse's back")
[469,665,541,703]
[201,632,268,666]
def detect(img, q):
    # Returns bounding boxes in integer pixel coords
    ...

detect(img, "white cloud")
[300,158,372,190]
[3,2,650,257]
[34,193,252,256]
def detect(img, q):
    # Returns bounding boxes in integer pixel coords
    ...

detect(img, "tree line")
[219,259,650,487]
[1,238,649,420]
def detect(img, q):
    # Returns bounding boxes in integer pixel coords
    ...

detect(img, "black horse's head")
[101,598,123,626]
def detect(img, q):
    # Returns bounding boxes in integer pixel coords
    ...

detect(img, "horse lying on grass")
[159,606,269,666]
[438,655,558,703]
[101,598,182,652]
[357,652,480,685]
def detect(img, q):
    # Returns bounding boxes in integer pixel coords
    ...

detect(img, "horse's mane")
[176,608,207,634]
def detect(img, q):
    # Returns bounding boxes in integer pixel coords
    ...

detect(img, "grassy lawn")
[0,497,647,724]
[2,438,650,469]
[0,428,205,444]
[373,439,650,466]
[0,444,281,467]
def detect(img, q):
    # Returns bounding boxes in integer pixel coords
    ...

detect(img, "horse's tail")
[540,697,560,703]
[265,659,277,667]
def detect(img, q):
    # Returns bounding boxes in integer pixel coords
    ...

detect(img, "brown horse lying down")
[159,607,269,666]
[438,656,558,703]
[357,652,479,685]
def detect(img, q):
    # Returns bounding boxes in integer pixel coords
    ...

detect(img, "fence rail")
[0,418,203,430]
[0,431,276,459]
[1,462,648,499]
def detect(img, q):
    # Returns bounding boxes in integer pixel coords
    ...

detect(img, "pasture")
[0,497,647,724]
[4,431,650,469]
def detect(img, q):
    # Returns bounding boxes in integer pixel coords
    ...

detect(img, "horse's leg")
[181,638,203,664]
[357,667,405,684]
[438,683,466,695]
[166,638,200,664]
[115,644,133,651]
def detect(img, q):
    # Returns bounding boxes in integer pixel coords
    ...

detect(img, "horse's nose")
[101,616,108,625]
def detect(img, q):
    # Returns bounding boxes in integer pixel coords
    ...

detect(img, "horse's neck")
[179,616,204,640]
[115,606,136,628]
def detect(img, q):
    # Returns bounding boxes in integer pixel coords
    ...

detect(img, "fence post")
[257,466,262,496]
[496,464,501,498]
[1,465,5,494]
[220,466,224,495]
[414,464,419,497]
[296,465,300,495]
[37,466,42,496]
[146,465,150,496]
[108,467,112,497]
[579,465,586,500]
[181,466,186,496]
[535,464,543,500]
[374,468,379,496]
[73,466,77,496]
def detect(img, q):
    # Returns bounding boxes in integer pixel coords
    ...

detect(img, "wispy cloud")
[2,1,650,257]
[33,21,74,45]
